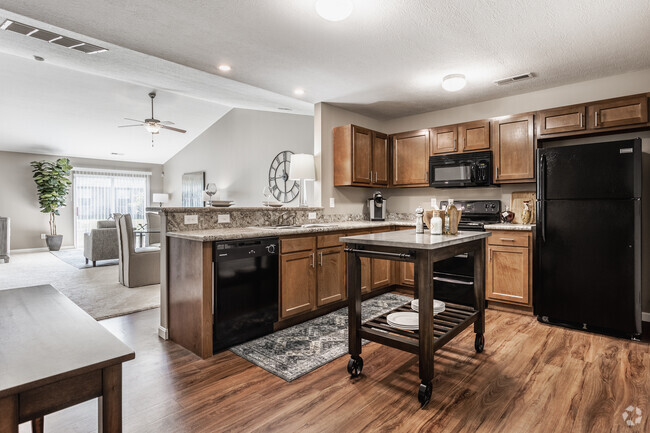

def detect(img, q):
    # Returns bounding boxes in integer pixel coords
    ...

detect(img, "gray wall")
[163,108,314,206]
[0,151,163,250]
[315,68,650,215]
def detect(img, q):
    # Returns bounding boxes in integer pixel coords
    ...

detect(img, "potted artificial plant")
[30,158,73,251]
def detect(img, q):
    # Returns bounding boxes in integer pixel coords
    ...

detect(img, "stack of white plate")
[411,299,445,315]
[262,200,283,207]
[386,312,419,331]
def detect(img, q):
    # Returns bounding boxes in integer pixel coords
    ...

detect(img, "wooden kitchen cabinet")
[430,120,490,155]
[333,124,389,187]
[370,227,393,290]
[486,231,532,307]
[538,105,586,135]
[587,94,648,130]
[458,119,490,152]
[391,129,430,187]
[394,226,415,287]
[280,249,316,319]
[317,245,346,306]
[430,125,457,154]
[492,113,535,183]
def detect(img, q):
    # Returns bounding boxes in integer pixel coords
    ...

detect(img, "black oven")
[429,150,493,188]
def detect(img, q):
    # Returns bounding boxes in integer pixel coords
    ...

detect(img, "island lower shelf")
[361,302,480,355]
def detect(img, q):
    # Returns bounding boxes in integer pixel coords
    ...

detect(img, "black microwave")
[429,151,493,188]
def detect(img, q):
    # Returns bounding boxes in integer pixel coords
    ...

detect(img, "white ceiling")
[0,51,232,164]
[1,0,649,121]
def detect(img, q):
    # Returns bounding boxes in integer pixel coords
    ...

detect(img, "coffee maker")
[368,191,386,221]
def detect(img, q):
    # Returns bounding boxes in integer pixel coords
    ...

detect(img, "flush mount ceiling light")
[315,0,354,21]
[294,88,305,96]
[218,64,231,72]
[442,74,466,92]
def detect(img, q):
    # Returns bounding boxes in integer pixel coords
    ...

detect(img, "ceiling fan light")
[442,74,466,92]
[315,0,353,22]
[144,123,160,133]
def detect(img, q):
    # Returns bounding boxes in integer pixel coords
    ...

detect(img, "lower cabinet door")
[280,250,316,319]
[317,246,346,306]
[486,245,530,305]
[371,258,391,289]
[361,257,372,294]
[400,261,415,286]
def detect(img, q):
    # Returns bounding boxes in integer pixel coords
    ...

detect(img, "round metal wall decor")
[268,150,299,203]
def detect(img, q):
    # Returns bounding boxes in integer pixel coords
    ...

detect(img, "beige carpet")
[0,250,160,320]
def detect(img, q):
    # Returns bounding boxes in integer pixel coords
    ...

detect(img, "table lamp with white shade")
[288,153,315,207]
[152,193,169,207]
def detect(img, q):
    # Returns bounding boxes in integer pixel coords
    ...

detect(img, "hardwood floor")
[20,309,650,433]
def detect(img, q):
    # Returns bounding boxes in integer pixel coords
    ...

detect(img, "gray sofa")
[83,220,119,266]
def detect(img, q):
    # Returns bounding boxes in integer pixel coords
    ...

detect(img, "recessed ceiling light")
[218,64,231,72]
[442,74,466,92]
[33,55,44,62]
[278,107,292,111]
[315,0,353,21]
[294,88,305,96]
[110,152,124,156]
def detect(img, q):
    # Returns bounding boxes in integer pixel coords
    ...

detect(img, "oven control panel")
[439,200,501,215]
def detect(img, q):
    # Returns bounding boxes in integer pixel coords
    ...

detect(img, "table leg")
[347,248,363,377]
[473,241,486,353]
[0,395,18,433]
[31,417,43,433]
[98,364,122,433]
[416,250,434,407]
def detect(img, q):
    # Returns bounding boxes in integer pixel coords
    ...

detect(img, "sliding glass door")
[73,169,150,247]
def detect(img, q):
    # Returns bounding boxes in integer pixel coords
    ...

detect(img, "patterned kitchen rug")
[230,293,411,382]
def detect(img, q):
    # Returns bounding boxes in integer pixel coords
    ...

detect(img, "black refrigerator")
[535,138,642,339]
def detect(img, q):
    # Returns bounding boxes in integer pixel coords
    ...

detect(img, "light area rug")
[0,250,159,320]
[51,249,118,269]
[230,293,412,382]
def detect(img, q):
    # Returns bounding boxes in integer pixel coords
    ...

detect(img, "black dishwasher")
[213,237,279,353]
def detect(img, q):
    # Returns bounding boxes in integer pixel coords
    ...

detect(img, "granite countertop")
[167,221,416,241]
[339,230,491,250]
[484,223,535,232]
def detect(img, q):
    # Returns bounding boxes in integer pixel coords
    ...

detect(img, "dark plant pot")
[46,235,63,251]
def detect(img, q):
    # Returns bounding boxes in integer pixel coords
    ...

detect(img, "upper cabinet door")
[458,120,490,152]
[351,126,372,184]
[538,105,586,135]
[430,125,457,155]
[372,132,389,186]
[587,95,648,130]
[391,129,430,186]
[492,114,535,183]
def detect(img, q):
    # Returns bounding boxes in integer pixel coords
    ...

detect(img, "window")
[73,169,150,247]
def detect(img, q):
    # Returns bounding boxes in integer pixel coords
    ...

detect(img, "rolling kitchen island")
[339,230,491,407]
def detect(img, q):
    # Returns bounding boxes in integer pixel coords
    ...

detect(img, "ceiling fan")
[119,92,186,145]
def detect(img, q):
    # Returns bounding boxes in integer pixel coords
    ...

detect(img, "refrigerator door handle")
[540,154,546,242]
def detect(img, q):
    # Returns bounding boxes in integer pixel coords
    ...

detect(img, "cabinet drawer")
[487,231,530,248]
[317,233,344,249]
[281,236,316,254]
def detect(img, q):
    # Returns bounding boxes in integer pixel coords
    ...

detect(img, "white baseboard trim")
[12,246,76,253]
[642,312,650,323]
[158,326,169,340]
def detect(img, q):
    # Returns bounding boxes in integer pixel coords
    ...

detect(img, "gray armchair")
[115,214,160,287]
[83,220,118,267]
[146,212,161,246]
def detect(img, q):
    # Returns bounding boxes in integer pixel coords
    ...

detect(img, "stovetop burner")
[440,199,501,231]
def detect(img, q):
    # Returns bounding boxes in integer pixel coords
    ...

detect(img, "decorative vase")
[46,235,63,251]
[521,201,532,224]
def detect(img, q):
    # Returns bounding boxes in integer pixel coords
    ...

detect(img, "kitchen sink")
[252,223,338,230]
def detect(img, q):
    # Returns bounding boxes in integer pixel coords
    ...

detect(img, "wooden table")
[340,230,490,407]
[0,285,135,433]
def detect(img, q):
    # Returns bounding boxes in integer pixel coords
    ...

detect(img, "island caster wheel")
[475,333,485,353]
[347,356,363,378]
[418,381,432,408]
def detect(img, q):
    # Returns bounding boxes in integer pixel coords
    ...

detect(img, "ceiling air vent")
[494,73,534,86]
[0,19,108,54]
